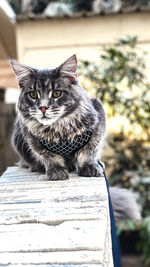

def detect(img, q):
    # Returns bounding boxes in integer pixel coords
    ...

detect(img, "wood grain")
[0,167,113,266]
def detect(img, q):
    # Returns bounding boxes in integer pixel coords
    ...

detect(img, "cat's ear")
[9,59,35,86]
[57,54,77,81]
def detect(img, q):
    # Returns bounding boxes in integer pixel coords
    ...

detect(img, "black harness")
[39,129,93,158]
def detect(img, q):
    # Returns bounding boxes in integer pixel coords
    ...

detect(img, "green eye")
[29,91,38,100]
[52,90,62,98]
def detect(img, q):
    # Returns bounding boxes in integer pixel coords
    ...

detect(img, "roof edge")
[16,5,150,22]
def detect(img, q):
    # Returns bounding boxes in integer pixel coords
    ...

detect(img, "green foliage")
[79,36,150,138]
[117,220,137,235]
[137,217,150,266]
[106,134,150,218]
[69,0,92,11]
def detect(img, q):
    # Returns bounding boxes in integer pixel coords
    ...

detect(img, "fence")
[0,103,18,176]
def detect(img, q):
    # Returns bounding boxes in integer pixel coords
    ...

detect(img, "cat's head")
[9,55,83,126]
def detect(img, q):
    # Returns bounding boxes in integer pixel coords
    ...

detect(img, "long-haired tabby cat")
[9,55,142,221]
[9,55,106,181]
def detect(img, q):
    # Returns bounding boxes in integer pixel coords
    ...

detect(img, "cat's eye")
[28,91,39,100]
[52,90,62,98]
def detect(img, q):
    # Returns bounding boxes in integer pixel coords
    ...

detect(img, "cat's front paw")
[30,163,45,173]
[47,166,69,181]
[79,163,103,177]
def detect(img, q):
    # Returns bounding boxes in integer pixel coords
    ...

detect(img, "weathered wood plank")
[0,167,113,266]
[0,251,103,265]
[0,266,103,267]
[0,221,106,252]
[0,205,107,224]
[0,251,104,267]
[0,167,107,225]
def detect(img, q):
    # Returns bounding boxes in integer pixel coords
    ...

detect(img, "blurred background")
[0,0,150,266]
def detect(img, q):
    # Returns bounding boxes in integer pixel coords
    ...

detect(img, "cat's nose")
[39,106,47,114]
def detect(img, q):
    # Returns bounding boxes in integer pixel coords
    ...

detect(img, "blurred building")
[0,0,17,88]
[16,7,150,70]
[1,1,150,102]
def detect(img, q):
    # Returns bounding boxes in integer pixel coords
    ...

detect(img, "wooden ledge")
[0,167,113,266]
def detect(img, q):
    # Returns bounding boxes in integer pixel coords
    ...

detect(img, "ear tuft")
[57,54,77,80]
[9,59,35,83]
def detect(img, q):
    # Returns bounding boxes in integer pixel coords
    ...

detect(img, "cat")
[9,55,106,181]
[9,55,141,221]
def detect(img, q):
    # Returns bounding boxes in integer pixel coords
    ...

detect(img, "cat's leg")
[18,159,29,169]
[76,134,104,177]
[12,127,45,173]
[64,157,77,172]
[29,136,69,181]
[39,154,69,181]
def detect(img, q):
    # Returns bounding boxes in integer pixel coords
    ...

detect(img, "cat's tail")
[110,187,141,221]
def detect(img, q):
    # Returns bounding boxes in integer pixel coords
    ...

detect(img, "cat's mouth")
[41,116,49,120]
[41,114,49,119]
